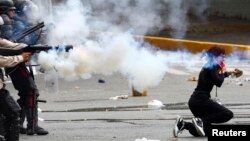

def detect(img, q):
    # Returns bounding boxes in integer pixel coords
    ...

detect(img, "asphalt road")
[5,61,250,141]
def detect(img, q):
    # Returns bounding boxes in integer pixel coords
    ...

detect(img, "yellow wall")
[143,36,250,54]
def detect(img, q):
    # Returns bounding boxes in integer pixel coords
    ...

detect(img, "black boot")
[34,126,49,135]
[19,114,26,134]
[19,126,26,134]
[25,107,35,135]
[26,125,49,135]
[26,107,48,136]
[25,108,49,135]
[4,115,20,141]
[1,90,21,141]
[19,109,26,134]
[26,127,34,135]
[17,99,26,134]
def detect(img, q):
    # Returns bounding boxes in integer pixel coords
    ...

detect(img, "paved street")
[0,0,249,141]
[5,61,250,141]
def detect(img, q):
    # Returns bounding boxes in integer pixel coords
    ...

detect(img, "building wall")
[209,0,250,20]
[49,0,250,20]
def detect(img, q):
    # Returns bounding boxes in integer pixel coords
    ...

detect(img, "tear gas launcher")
[0,45,73,56]
[11,22,45,42]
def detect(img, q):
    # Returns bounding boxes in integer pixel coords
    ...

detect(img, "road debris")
[187,76,198,81]
[148,100,164,108]
[109,95,129,100]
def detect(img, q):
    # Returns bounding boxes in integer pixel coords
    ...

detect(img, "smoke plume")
[32,0,212,91]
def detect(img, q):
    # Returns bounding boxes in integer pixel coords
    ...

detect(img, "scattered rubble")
[74,86,80,89]
[109,95,129,100]
[135,137,160,141]
[236,82,243,86]
[244,77,250,82]
[187,76,198,81]
[148,100,164,108]
[98,79,105,83]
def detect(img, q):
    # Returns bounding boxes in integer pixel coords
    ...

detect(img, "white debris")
[244,77,250,82]
[147,100,164,108]
[38,108,42,113]
[236,82,243,86]
[109,95,129,100]
[38,117,44,122]
[135,137,160,141]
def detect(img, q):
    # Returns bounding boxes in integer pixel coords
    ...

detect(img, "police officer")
[13,0,42,44]
[0,15,31,141]
[0,0,16,39]
[0,49,30,141]
[0,0,48,135]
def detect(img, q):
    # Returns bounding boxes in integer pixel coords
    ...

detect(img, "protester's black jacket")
[193,65,228,97]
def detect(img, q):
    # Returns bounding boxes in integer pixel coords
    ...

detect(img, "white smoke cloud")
[166,0,190,39]
[33,0,211,91]
[46,0,90,44]
[22,0,40,23]
[82,0,166,35]
[32,0,53,23]
[38,32,171,91]
[32,0,209,38]
[37,34,205,92]
[190,0,209,22]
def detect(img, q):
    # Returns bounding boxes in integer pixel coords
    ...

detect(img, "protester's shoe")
[27,126,49,135]
[192,117,205,136]
[35,126,49,135]
[19,126,26,134]
[173,115,185,137]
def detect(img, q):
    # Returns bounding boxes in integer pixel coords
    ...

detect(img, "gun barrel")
[37,99,47,103]
[0,48,22,56]
[0,45,73,56]
[28,45,73,52]
[13,22,45,42]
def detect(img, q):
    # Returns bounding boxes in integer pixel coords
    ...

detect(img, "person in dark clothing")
[173,46,242,137]
[0,0,48,135]
[0,37,31,141]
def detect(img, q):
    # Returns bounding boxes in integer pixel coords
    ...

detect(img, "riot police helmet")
[14,0,28,16]
[0,0,16,14]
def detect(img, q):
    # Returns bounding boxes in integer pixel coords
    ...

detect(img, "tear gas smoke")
[33,0,219,91]
[38,33,207,92]
[166,0,209,38]
[32,0,53,23]
[167,0,189,39]
[40,0,209,38]
[12,0,40,23]
[190,0,209,22]
[38,33,171,92]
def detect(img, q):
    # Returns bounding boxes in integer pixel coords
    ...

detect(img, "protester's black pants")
[184,93,233,136]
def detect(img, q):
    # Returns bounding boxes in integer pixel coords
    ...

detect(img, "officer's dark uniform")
[0,73,20,141]
[0,0,48,136]
[0,35,22,141]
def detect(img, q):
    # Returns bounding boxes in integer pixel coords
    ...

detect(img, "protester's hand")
[21,52,31,62]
